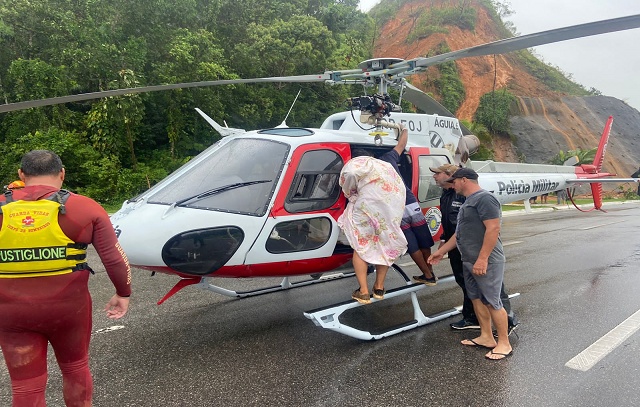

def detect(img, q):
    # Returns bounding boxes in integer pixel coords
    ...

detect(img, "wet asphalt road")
[2,202,640,406]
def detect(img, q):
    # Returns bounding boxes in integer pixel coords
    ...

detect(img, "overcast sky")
[358,0,640,111]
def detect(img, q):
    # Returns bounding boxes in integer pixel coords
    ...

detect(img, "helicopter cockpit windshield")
[147,138,289,216]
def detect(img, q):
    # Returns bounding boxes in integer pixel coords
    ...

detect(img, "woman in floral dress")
[338,155,407,304]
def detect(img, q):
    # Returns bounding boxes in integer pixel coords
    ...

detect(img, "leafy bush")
[0,127,176,205]
[549,148,596,166]
[474,89,516,134]
[617,185,640,200]
[79,158,171,205]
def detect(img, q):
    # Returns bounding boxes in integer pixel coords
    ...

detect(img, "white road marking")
[580,221,623,230]
[565,309,640,371]
[93,325,125,335]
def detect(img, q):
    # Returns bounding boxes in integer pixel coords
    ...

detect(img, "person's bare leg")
[410,248,434,279]
[352,252,370,295]
[461,298,497,348]
[373,265,389,291]
[485,306,512,359]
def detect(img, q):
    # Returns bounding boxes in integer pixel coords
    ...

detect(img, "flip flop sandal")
[485,350,513,360]
[461,338,496,350]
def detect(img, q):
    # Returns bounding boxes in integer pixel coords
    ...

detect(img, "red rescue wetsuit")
[0,185,131,406]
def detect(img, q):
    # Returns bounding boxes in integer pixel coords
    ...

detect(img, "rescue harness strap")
[0,189,91,276]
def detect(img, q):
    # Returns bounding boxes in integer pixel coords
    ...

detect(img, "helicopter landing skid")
[303,264,520,340]
[195,271,357,299]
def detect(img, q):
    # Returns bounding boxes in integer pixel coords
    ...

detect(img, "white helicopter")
[2,14,640,340]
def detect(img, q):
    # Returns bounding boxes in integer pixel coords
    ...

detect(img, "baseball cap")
[429,163,460,175]
[445,168,479,182]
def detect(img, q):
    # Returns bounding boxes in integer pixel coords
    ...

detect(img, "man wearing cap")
[429,167,512,360]
[431,164,519,332]
[430,163,476,328]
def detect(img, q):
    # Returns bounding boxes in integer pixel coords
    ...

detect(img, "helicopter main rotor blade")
[3,14,640,115]
[395,14,640,72]
[400,83,473,135]
[0,73,336,114]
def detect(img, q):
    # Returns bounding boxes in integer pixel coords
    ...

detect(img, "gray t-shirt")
[455,189,505,264]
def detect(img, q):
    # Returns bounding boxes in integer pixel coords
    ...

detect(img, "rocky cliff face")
[510,96,640,179]
[373,0,640,182]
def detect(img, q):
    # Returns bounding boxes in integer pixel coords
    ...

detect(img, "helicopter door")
[409,147,456,238]
[244,143,350,273]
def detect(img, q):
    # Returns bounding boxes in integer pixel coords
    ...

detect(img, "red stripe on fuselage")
[134,252,353,278]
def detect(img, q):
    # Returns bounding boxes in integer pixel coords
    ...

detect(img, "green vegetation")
[478,0,516,37]
[0,0,373,205]
[0,0,615,207]
[549,148,597,165]
[474,89,516,134]
[369,0,408,28]
[617,186,640,200]
[407,3,477,42]
[421,43,467,114]
[460,119,494,160]
[514,50,595,96]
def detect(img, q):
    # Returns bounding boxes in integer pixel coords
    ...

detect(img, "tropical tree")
[0,0,373,204]
[549,148,597,166]
[86,69,144,169]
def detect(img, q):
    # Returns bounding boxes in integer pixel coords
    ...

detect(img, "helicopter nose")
[161,226,244,276]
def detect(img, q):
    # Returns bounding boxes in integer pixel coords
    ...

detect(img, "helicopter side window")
[266,217,331,254]
[417,155,453,203]
[285,150,343,213]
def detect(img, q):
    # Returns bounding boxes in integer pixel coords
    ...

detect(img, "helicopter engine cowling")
[456,135,480,163]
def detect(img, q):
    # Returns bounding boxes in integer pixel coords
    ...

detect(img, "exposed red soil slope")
[372,0,640,175]
[373,0,556,121]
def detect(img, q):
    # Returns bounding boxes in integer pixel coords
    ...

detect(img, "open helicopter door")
[408,147,457,239]
[304,146,463,340]
[243,142,352,277]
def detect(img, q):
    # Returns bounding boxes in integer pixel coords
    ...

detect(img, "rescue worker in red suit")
[0,150,132,407]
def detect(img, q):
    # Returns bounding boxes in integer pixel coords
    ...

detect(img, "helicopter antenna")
[277,89,302,128]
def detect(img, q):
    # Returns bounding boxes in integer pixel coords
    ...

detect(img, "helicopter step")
[199,272,357,298]
[303,264,520,340]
